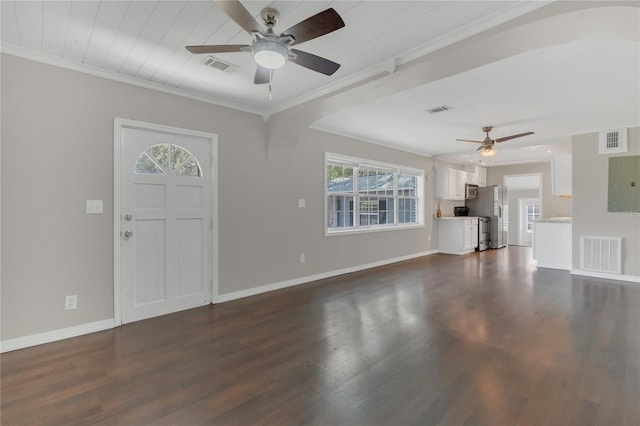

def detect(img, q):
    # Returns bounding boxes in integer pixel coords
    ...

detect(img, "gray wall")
[1,54,436,341]
[572,128,640,277]
[486,162,572,220]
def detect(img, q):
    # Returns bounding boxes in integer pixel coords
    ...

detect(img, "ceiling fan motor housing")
[261,8,280,28]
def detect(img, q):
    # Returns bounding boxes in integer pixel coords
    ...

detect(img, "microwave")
[465,184,479,200]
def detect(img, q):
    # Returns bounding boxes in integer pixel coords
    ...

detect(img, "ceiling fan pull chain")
[269,69,273,101]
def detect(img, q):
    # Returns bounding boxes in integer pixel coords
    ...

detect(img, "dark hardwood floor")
[2,247,639,425]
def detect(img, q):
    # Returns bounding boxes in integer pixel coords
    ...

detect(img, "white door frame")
[113,118,219,326]
[518,197,539,246]
[503,173,542,246]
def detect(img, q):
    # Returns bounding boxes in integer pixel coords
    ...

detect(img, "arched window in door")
[133,143,202,177]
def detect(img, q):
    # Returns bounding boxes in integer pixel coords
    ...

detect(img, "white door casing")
[114,119,218,325]
[518,198,539,247]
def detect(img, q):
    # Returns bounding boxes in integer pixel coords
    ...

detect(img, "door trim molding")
[113,118,219,326]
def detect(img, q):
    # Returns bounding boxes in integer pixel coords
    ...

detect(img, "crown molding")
[309,122,433,159]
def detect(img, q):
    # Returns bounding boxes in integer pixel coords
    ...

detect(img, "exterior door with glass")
[518,198,539,247]
[121,127,212,324]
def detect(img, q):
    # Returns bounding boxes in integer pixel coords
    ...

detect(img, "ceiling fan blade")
[185,44,249,54]
[254,66,270,85]
[495,132,535,143]
[282,8,345,45]
[477,145,485,151]
[213,0,264,34]
[289,49,340,76]
[456,139,484,143]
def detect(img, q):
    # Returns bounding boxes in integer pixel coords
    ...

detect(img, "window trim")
[324,153,424,236]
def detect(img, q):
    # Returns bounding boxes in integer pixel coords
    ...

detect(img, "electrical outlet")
[65,295,77,310]
[300,253,305,263]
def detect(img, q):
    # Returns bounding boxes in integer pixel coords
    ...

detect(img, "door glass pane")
[147,144,170,172]
[171,144,192,172]
[177,158,202,177]
[135,144,202,177]
[134,152,165,175]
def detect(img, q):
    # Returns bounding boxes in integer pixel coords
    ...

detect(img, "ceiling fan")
[186,0,345,85]
[457,126,535,157]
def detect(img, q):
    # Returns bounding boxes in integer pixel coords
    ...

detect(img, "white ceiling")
[2,1,639,167]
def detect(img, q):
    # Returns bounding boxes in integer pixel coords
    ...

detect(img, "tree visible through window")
[134,144,202,177]
[326,154,423,233]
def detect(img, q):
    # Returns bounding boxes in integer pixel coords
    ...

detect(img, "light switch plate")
[298,199,306,208]
[86,200,103,214]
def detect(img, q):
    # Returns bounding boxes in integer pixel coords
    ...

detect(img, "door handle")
[124,230,133,240]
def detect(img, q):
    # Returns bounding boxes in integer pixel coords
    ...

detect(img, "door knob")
[124,230,133,240]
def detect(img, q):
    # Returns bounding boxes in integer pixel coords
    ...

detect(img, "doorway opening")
[503,174,541,247]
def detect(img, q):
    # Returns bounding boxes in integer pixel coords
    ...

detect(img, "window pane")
[398,198,417,224]
[327,164,354,193]
[171,144,192,172]
[358,168,394,196]
[147,144,170,172]
[327,195,354,228]
[134,151,165,175]
[398,174,416,197]
[177,157,202,177]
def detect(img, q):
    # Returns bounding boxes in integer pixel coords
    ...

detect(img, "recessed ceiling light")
[547,150,552,153]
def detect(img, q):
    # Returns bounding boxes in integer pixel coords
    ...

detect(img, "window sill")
[325,224,424,237]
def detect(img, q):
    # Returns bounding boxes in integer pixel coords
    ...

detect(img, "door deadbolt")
[124,214,133,221]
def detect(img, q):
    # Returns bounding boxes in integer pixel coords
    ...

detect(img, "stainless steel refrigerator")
[466,185,507,248]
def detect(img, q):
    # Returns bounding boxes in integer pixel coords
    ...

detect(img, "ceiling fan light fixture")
[479,147,498,157]
[253,40,287,69]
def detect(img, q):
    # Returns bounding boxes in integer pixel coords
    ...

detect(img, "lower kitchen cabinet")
[438,217,479,255]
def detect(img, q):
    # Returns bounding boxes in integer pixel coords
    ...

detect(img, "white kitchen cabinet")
[551,154,572,196]
[438,217,479,255]
[436,168,465,200]
[464,165,487,187]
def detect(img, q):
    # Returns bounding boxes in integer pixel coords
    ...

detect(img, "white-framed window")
[325,153,423,235]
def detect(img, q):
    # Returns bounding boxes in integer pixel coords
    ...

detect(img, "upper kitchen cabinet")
[552,154,572,196]
[464,165,487,187]
[436,168,466,200]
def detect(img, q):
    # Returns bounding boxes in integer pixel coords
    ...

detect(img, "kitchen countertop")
[535,217,572,223]
[436,216,480,219]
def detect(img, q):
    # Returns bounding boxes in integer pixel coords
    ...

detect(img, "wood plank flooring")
[2,247,639,425]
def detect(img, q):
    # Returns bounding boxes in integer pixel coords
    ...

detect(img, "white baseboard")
[218,250,439,303]
[0,251,440,351]
[0,318,115,353]
[570,269,640,284]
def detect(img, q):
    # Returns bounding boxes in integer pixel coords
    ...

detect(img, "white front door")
[518,198,539,247]
[120,126,213,324]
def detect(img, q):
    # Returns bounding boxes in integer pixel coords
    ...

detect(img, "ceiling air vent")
[425,105,452,114]
[599,128,627,154]
[202,56,237,72]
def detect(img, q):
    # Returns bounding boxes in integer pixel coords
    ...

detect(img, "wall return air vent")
[599,128,627,154]
[580,236,622,274]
